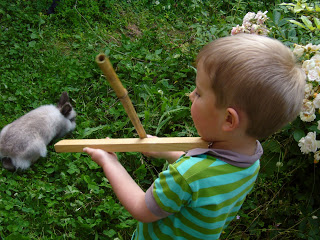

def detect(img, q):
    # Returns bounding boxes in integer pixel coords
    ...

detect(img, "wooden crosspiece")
[55,137,208,152]
[54,54,208,153]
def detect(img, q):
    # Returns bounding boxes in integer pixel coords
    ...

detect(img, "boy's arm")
[84,147,161,223]
[141,135,185,164]
[143,151,185,164]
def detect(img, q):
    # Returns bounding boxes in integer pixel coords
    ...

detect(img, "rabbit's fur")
[0,92,76,171]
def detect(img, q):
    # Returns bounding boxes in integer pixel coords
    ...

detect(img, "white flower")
[293,44,305,58]
[312,53,320,61]
[243,21,252,29]
[276,161,283,167]
[300,99,316,122]
[305,43,319,52]
[250,24,259,33]
[308,66,320,82]
[155,1,160,5]
[304,83,314,99]
[300,112,316,122]
[301,99,315,114]
[313,93,320,108]
[312,215,318,219]
[314,151,320,161]
[255,11,268,25]
[243,12,256,24]
[231,25,244,35]
[257,26,269,35]
[302,59,316,74]
[298,132,318,154]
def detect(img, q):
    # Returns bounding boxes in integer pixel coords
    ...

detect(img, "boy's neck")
[210,137,258,156]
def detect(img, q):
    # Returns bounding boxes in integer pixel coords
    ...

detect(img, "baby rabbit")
[0,92,76,171]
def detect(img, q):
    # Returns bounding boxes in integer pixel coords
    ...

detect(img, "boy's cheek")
[190,105,198,126]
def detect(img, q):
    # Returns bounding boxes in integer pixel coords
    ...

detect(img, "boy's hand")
[83,147,117,169]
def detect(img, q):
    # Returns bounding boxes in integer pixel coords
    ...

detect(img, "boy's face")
[189,64,226,142]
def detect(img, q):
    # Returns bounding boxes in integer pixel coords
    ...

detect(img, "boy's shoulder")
[184,141,263,168]
[172,154,243,182]
[169,144,262,183]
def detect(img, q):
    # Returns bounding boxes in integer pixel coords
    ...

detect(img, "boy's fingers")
[83,147,93,154]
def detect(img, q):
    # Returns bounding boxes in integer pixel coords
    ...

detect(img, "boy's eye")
[193,90,200,98]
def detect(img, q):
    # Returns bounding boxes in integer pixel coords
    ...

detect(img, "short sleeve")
[151,163,192,213]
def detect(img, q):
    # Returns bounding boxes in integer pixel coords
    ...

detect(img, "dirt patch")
[126,24,142,37]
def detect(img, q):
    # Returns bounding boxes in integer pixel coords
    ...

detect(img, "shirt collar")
[185,140,263,168]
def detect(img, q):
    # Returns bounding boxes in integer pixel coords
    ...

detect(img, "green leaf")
[288,29,297,38]
[45,168,55,174]
[293,4,305,13]
[301,16,315,31]
[289,19,307,29]
[273,10,281,25]
[134,164,147,180]
[156,116,171,135]
[279,3,295,7]
[264,139,281,153]
[30,32,38,39]
[156,107,189,135]
[293,129,305,142]
[308,125,320,132]
[28,41,36,48]
[314,17,320,29]
[155,49,162,55]
[82,125,107,138]
[6,233,30,240]
[67,162,80,174]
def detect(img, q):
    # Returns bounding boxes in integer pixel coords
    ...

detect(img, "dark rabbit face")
[2,157,16,171]
[57,92,76,123]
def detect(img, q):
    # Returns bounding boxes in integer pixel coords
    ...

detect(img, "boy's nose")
[189,90,195,102]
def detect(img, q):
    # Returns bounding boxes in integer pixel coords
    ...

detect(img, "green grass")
[0,0,319,239]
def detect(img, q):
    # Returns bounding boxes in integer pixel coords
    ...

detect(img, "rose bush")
[232,8,320,164]
[294,43,320,162]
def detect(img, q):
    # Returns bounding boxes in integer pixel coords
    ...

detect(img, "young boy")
[84,34,306,239]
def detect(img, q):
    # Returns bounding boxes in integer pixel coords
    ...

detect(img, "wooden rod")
[95,53,147,138]
[54,137,208,153]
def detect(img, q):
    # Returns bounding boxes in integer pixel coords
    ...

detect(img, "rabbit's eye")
[69,117,76,122]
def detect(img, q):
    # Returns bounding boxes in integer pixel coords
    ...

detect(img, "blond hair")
[197,34,306,139]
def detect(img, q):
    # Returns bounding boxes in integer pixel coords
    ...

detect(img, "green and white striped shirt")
[132,142,262,239]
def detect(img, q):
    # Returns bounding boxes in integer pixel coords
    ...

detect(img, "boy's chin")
[198,135,213,142]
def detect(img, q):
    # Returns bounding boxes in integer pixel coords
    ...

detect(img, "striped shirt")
[132,142,262,239]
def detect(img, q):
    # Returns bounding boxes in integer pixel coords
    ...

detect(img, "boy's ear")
[222,108,240,131]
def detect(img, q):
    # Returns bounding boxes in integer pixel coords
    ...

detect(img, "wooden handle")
[96,54,147,138]
[54,137,208,152]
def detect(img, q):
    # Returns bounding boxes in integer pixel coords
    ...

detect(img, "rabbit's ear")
[60,103,72,117]
[58,92,69,108]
